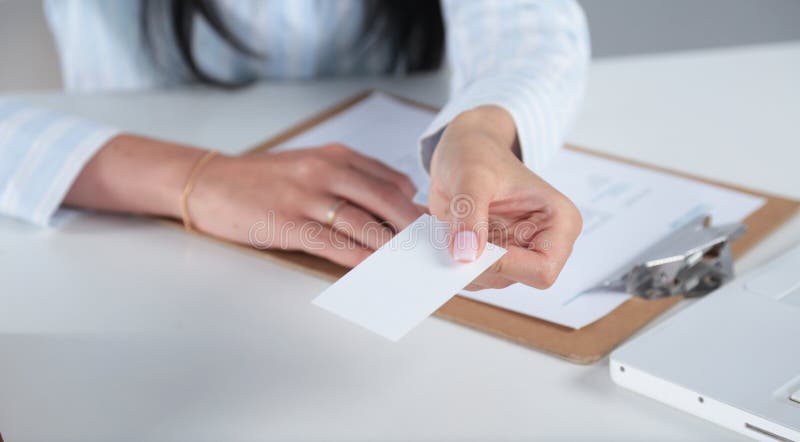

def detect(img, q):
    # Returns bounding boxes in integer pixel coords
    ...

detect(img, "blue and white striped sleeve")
[0,98,119,226]
[420,0,590,173]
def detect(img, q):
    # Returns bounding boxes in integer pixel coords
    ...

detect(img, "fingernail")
[453,230,479,262]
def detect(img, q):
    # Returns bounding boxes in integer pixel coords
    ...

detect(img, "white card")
[312,214,507,341]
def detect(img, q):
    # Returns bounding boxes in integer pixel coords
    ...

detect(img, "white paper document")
[278,93,766,330]
[312,214,507,341]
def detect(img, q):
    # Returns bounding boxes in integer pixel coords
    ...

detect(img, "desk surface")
[2,43,799,441]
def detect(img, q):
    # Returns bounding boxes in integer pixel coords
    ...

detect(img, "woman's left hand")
[428,106,583,291]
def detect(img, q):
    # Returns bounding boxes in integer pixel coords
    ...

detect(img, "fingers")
[465,199,582,290]
[490,219,578,289]
[444,169,495,263]
[464,273,515,291]
[299,224,373,268]
[461,246,565,291]
[491,246,563,289]
[305,196,395,250]
[329,145,418,199]
[327,168,423,231]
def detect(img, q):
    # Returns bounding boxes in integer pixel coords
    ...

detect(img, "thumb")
[449,181,492,262]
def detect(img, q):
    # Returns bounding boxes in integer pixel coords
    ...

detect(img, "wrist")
[448,105,519,154]
[179,150,223,231]
[65,134,212,219]
[107,135,211,219]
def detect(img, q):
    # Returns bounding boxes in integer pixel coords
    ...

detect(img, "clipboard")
[232,90,799,364]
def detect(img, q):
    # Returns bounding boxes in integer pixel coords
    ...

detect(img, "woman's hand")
[429,106,582,290]
[190,144,422,266]
[64,135,422,268]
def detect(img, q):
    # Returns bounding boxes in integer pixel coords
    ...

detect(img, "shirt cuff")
[418,72,576,175]
[0,99,120,227]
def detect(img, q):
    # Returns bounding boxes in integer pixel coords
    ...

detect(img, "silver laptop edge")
[611,242,800,441]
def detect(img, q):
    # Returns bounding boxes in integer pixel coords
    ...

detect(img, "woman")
[0,0,588,291]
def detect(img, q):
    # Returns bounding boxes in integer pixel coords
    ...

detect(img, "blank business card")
[312,214,507,341]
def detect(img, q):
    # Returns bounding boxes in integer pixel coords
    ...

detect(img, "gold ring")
[325,199,347,225]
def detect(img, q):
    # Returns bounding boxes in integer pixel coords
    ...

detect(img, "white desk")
[1,43,798,441]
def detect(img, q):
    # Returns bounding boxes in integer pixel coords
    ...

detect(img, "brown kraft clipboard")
[224,90,799,364]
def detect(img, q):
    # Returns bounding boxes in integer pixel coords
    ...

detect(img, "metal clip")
[593,215,745,300]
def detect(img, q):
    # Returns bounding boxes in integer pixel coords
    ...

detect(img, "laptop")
[611,241,800,441]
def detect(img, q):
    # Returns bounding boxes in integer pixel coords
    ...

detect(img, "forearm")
[63,134,208,219]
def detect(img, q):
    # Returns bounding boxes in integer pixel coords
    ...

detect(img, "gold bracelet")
[180,150,219,232]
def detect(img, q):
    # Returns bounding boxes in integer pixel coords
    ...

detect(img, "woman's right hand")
[189,144,422,267]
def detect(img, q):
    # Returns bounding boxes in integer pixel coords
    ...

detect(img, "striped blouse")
[0,0,589,226]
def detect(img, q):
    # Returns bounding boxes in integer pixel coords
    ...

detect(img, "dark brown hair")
[142,0,444,88]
